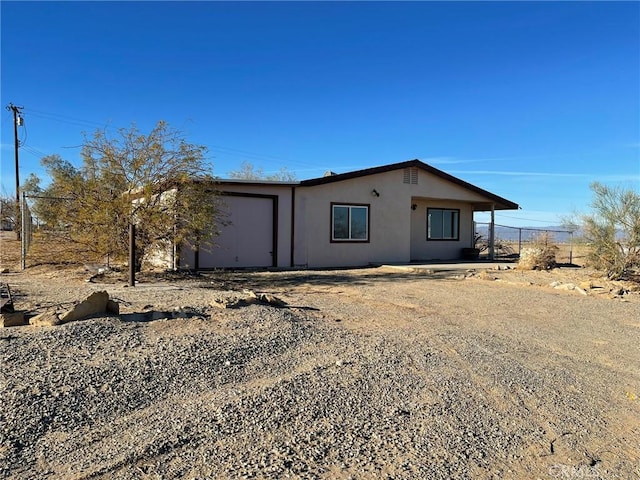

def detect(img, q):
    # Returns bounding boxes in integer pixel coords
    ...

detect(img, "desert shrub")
[581,183,639,280]
[518,232,558,270]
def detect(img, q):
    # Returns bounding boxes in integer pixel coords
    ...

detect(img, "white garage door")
[198,195,274,268]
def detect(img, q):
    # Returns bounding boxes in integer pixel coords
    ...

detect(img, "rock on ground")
[0,266,638,479]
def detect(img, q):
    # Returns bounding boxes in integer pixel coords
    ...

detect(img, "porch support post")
[489,204,495,261]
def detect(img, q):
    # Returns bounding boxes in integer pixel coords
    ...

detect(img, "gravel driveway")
[1,266,639,479]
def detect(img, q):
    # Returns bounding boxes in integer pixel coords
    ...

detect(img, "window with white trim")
[427,208,459,240]
[331,204,369,242]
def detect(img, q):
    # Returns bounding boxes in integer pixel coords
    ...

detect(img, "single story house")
[173,159,518,270]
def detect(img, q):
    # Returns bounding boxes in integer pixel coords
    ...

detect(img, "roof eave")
[301,159,519,210]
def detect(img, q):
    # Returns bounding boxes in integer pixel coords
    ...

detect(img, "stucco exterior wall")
[294,170,410,268]
[410,199,474,261]
[294,168,486,268]
[175,166,509,270]
[417,171,499,202]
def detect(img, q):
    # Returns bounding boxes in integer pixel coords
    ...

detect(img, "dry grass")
[489,240,590,266]
[1,230,105,271]
[0,231,20,271]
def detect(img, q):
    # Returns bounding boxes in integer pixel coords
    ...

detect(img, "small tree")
[31,121,221,269]
[581,182,640,280]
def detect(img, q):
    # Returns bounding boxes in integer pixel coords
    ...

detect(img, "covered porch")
[409,196,512,262]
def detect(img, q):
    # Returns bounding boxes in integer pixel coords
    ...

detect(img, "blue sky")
[1,1,639,227]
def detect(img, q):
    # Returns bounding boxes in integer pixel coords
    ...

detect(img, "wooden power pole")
[6,103,24,237]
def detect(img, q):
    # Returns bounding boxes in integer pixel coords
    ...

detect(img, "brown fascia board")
[299,159,519,211]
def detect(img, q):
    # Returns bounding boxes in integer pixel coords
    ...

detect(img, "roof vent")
[324,170,337,177]
[403,167,418,184]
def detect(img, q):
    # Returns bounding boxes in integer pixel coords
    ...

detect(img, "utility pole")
[6,103,24,238]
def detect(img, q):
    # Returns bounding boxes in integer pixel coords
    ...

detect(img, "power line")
[2,111,13,125]
[209,144,320,170]
[494,213,565,224]
[21,144,50,159]
[22,107,108,130]
[475,222,573,233]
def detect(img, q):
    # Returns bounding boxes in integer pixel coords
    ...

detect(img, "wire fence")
[19,194,77,270]
[12,208,583,269]
[474,222,579,264]
[20,193,34,270]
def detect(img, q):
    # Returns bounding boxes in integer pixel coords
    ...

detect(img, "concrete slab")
[380,260,516,273]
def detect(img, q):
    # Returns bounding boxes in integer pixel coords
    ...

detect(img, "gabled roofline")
[299,159,519,211]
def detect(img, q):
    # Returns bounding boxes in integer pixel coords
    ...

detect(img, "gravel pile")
[0,306,524,479]
[1,268,639,479]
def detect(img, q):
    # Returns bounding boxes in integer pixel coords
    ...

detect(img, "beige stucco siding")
[410,199,474,261]
[295,168,486,267]
[417,173,495,202]
[295,172,410,267]
[165,163,515,270]
[295,170,409,267]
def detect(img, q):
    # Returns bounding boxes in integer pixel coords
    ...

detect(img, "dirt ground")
[1,232,639,479]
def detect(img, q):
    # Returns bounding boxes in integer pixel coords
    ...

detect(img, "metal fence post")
[569,231,574,265]
[518,228,522,256]
[20,193,26,270]
[489,205,495,261]
[129,223,136,287]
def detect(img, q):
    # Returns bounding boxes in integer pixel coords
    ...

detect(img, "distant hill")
[474,224,578,243]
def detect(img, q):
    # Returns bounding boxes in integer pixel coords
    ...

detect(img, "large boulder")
[518,246,558,270]
[29,311,62,327]
[30,291,119,327]
[59,291,110,323]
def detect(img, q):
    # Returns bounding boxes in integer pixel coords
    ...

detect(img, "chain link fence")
[20,193,34,270]
[474,222,580,264]
[19,194,85,270]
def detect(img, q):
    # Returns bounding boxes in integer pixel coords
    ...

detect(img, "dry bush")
[1,230,108,271]
[518,232,559,270]
[27,230,106,266]
[581,183,640,280]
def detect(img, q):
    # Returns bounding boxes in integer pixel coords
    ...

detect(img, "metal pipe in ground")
[129,223,136,287]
